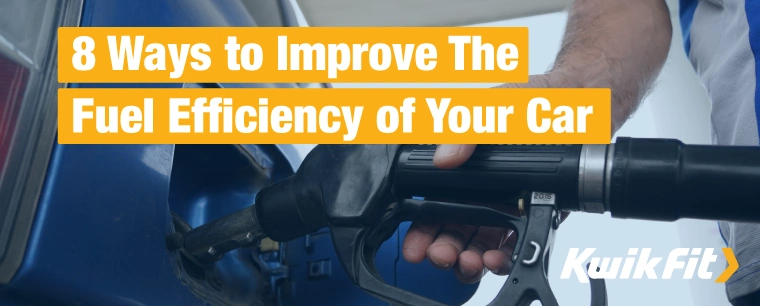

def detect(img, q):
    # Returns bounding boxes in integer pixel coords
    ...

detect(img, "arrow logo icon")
[715,248,738,283]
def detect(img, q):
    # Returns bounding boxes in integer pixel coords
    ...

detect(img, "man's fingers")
[465,226,506,256]
[427,224,478,269]
[402,222,442,263]
[483,249,513,275]
[455,226,506,283]
[483,230,517,275]
[433,144,477,169]
[456,250,486,284]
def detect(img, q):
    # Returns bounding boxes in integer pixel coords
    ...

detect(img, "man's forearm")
[550,0,672,134]
[435,0,671,167]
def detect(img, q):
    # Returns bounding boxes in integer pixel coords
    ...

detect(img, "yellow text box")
[58,27,528,83]
[58,88,610,144]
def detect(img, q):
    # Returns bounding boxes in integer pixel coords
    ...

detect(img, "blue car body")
[0,1,478,305]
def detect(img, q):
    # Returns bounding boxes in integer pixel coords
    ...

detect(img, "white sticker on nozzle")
[531,192,556,205]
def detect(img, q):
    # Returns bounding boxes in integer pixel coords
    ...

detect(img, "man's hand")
[400,73,573,283]
[400,0,672,283]
[401,135,573,283]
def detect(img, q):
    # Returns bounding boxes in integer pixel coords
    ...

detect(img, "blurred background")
[283,0,730,304]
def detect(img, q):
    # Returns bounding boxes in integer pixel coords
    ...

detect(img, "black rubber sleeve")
[609,137,760,222]
[254,177,318,242]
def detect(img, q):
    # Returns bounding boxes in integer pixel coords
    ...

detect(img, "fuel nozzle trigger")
[327,198,526,306]
[331,192,608,306]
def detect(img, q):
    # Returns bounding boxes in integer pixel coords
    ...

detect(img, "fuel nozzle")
[168,144,399,266]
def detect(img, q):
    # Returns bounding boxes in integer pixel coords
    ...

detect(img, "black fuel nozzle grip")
[336,143,606,306]
[393,144,584,211]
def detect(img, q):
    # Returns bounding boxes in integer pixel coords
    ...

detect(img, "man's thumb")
[433,144,477,169]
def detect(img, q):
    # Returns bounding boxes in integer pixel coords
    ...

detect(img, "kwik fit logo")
[560,248,738,283]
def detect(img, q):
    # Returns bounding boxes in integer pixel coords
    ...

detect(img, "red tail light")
[0,0,82,284]
[0,53,30,173]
